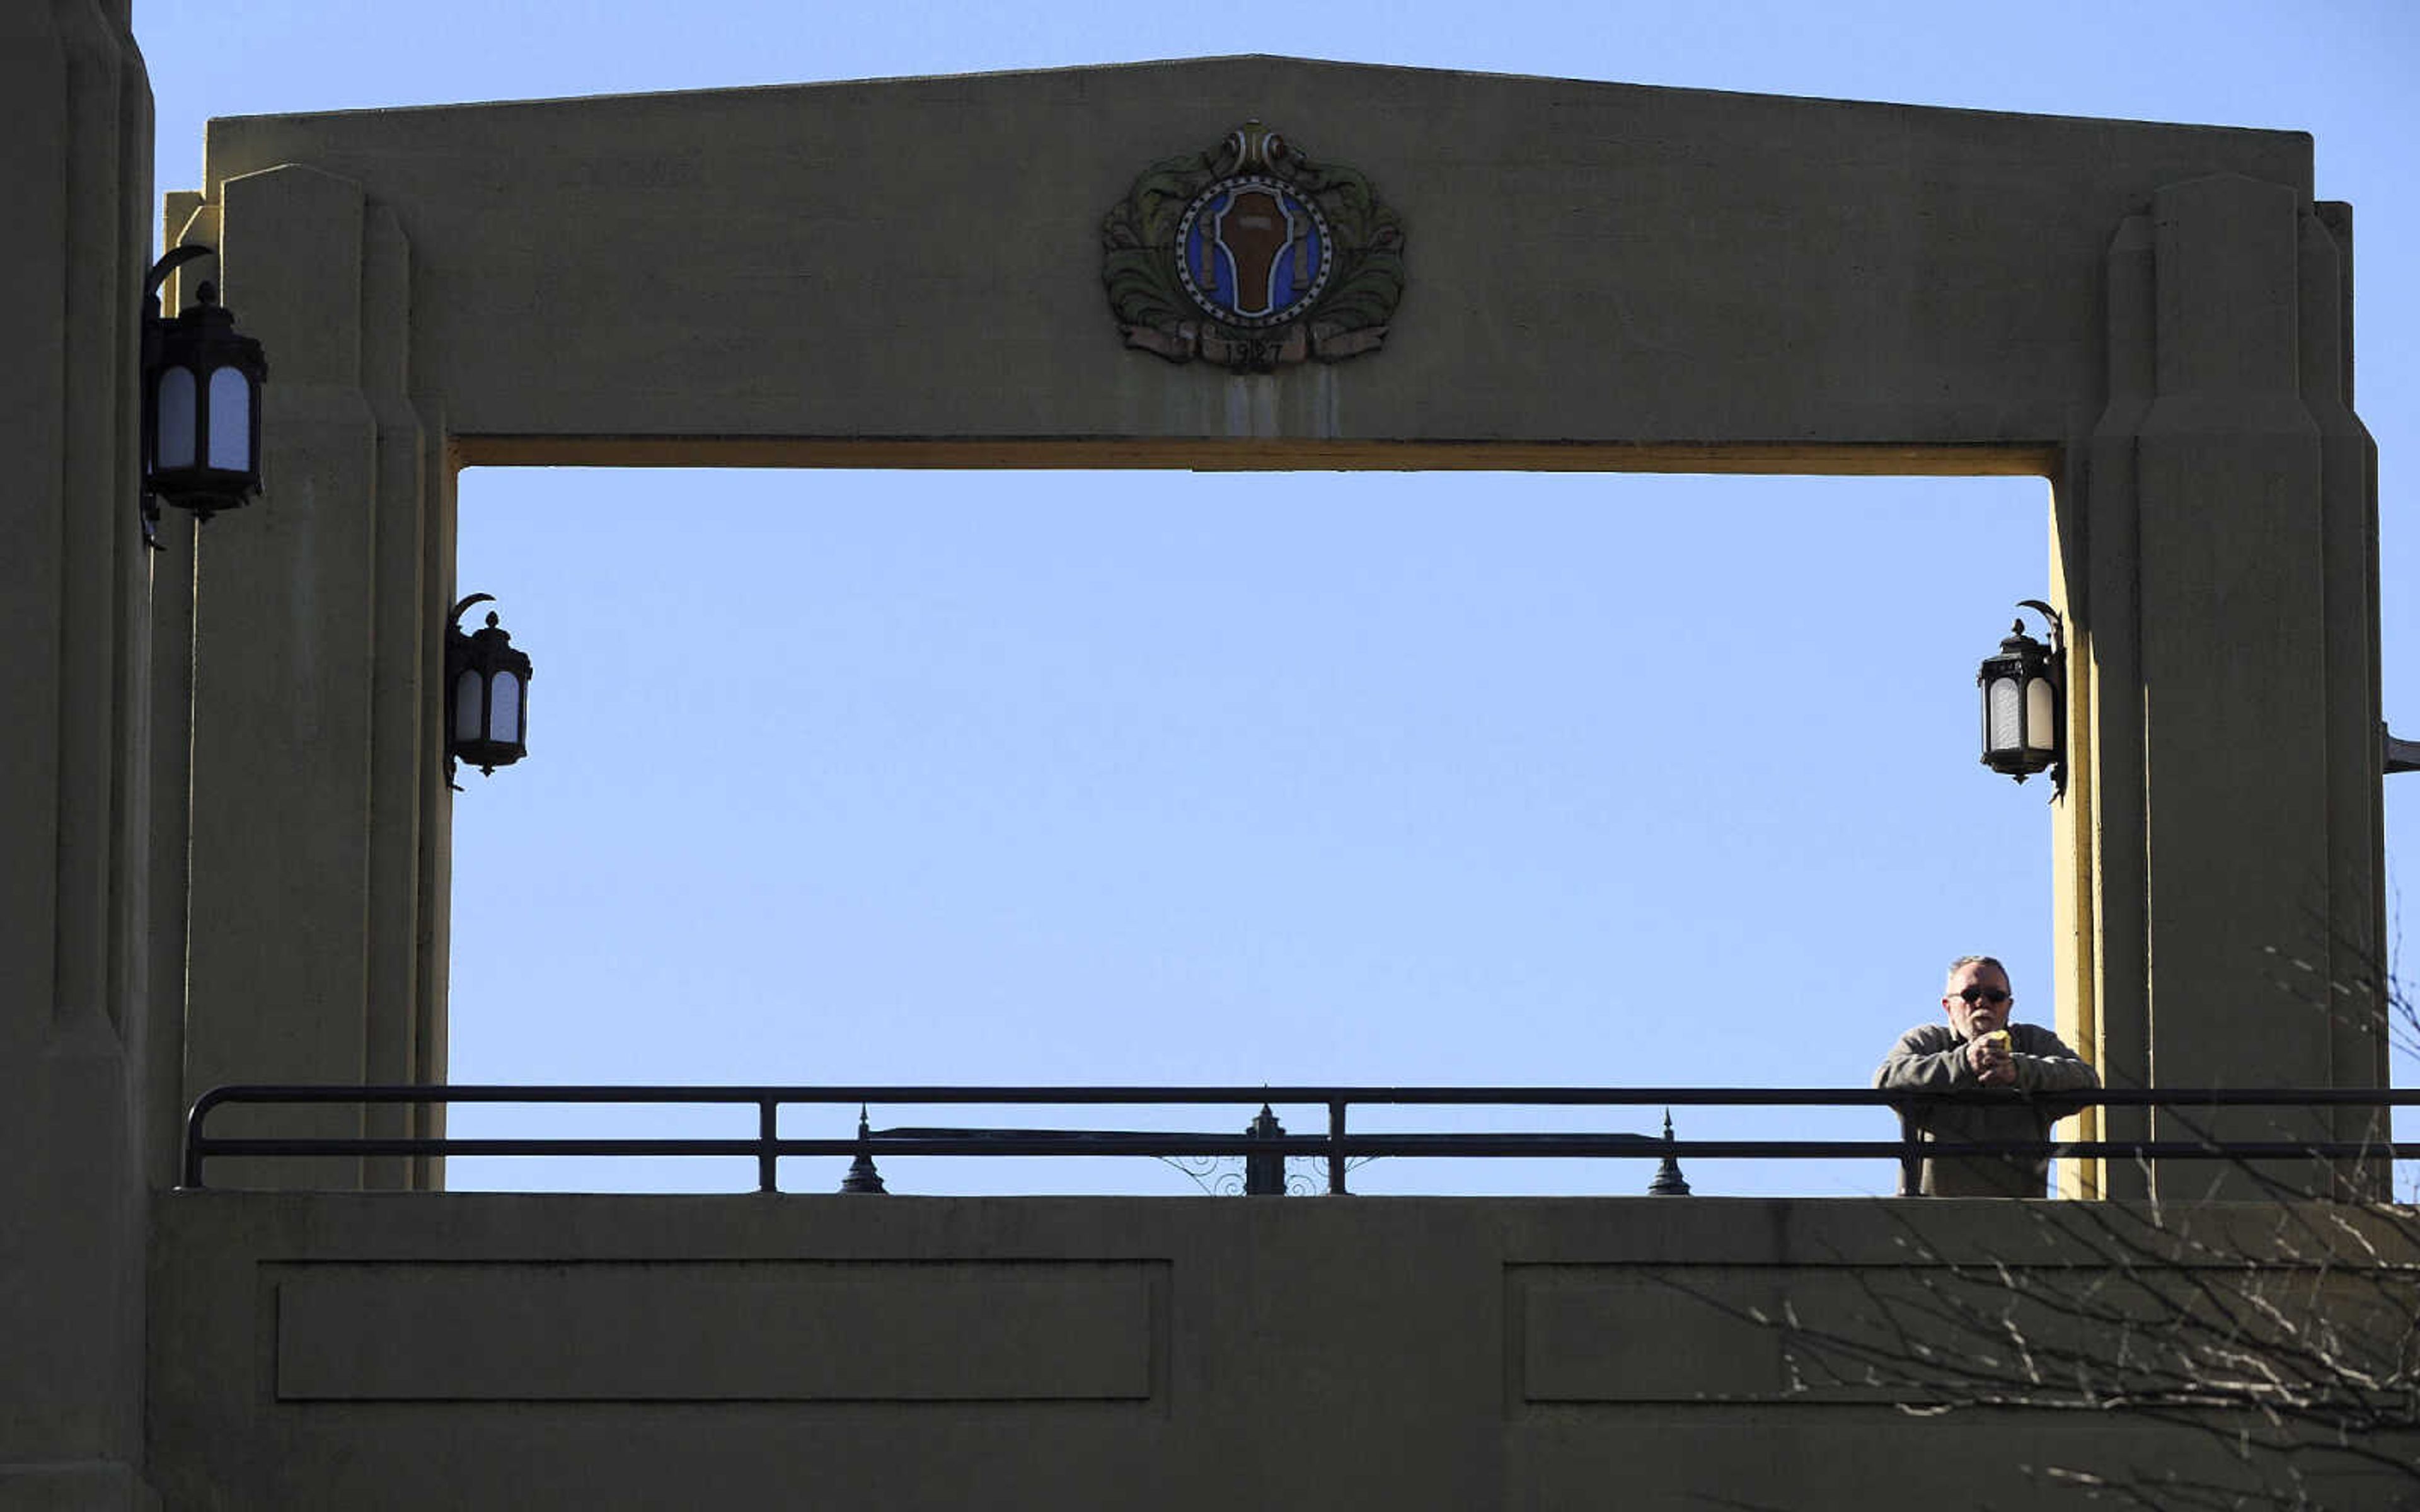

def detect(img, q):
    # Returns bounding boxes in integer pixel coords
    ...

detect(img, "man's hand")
[1966,1031,2017,1086]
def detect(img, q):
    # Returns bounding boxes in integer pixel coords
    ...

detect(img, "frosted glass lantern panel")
[155,369,197,468]
[452,672,486,743]
[491,672,522,743]
[2024,676,2056,751]
[1986,677,2022,751]
[206,367,251,471]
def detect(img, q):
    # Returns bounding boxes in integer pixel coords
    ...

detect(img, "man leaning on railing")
[1874,954,2100,1196]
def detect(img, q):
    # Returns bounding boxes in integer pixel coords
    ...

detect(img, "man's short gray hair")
[1946,954,2010,990]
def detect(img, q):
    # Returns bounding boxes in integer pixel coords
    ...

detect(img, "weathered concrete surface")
[147,1193,2418,1510]
[0,1,160,1506]
[198,58,2311,449]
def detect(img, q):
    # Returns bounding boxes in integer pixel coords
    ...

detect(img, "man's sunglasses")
[1956,987,2010,1005]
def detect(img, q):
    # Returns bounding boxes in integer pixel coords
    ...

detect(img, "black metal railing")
[180,1084,2414,1194]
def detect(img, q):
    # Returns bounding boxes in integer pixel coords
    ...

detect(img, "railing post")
[758,1099,778,1193]
[182,1091,216,1189]
[1897,1109,1925,1196]
[1328,1099,1349,1194]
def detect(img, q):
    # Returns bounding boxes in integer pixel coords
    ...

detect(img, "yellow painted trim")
[448,435,2060,477]
[2056,595,2100,1200]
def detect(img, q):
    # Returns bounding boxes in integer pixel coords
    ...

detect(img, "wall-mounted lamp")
[141,245,267,542]
[446,593,532,786]
[1979,599,2063,790]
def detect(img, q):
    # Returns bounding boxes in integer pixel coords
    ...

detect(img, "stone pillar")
[0,0,162,1504]
[2071,210,2157,1198]
[2079,173,2383,1198]
[2298,206,2390,1151]
[178,164,441,1190]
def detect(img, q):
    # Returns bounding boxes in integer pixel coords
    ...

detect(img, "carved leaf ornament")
[1102,121,1405,372]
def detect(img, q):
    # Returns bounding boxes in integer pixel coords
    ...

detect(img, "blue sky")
[135,0,2419,1196]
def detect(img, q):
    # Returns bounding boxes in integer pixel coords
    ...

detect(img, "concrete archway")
[146,59,2380,1198]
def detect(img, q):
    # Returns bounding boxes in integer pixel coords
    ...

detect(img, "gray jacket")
[1872,1022,2099,1196]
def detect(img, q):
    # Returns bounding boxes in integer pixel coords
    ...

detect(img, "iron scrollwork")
[1152,1152,1381,1196]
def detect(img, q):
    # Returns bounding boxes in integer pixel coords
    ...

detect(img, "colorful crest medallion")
[1102,122,1405,372]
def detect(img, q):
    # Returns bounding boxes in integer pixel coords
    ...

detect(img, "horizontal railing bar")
[197,1138,771,1158]
[856,1126,1662,1142]
[188,1083,2420,1108]
[187,1136,2401,1162]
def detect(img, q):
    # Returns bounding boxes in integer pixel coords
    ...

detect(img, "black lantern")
[446,593,532,782]
[141,245,267,529]
[1979,599,2063,786]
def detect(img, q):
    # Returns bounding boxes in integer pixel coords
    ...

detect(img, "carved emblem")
[1102,122,1405,372]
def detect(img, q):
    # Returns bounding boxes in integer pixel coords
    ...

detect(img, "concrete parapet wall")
[147,1193,2417,1508]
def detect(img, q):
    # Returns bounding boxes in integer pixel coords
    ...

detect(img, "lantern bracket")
[2016,599,2065,798]
[2015,598,2063,656]
[444,594,496,791]
[143,244,216,306]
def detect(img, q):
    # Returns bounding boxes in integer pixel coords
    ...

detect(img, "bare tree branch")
[1658,966,2420,1510]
